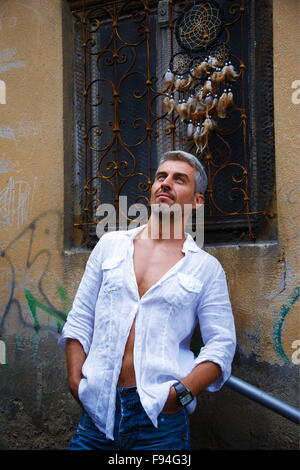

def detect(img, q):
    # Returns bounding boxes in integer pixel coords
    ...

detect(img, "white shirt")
[58,224,236,440]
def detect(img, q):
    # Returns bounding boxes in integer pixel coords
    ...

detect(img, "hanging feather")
[201,116,215,134]
[217,90,229,118]
[193,59,209,78]
[192,65,202,78]
[208,95,218,113]
[182,75,194,91]
[200,116,215,151]
[174,75,187,91]
[227,62,239,81]
[221,62,239,82]
[227,88,234,106]
[177,100,182,118]
[208,55,218,68]
[190,100,206,122]
[190,111,201,124]
[187,120,194,138]
[193,123,203,153]
[164,69,174,89]
[167,95,176,114]
[174,75,181,90]
[187,94,196,112]
[177,100,188,121]
[186,95,196,118]
[162,94,170,111]
[211,68,224,83]
[204,93,214,107]
[195,87,204,101]
[179,76,188,91]
[202,78,213,95]
[195,101,206,113]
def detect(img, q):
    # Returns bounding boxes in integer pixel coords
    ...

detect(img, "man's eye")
[177,177,185,182]
[157,175,165,181]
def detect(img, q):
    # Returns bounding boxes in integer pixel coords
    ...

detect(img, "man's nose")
[160,175,172,189]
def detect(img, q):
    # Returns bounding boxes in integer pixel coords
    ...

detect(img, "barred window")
[68,0,275,247]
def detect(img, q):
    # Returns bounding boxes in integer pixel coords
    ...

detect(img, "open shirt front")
[59,224,236,440]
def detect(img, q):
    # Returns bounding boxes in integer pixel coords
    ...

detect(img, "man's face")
[150,160,204,212]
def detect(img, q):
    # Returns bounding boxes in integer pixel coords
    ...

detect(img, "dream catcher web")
[163,1,241,155]
[176,2,222,52]
[171,53,191,75]
[210,42,230,66]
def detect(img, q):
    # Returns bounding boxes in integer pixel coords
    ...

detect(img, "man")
[58,150,236,450]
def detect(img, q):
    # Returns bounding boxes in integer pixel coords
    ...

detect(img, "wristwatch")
[173,381,194,407]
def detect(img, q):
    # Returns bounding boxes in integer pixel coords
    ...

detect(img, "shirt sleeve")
[57,237,104,355]
[194,264,236,391]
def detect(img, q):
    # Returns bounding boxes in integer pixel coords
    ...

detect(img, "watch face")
[180,392,193,406]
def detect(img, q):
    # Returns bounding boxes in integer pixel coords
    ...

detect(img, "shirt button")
[181,434,187,441]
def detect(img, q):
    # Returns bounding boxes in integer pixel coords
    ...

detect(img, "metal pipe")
[225,375,300,425]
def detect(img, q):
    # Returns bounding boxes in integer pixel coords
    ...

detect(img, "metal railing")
[225,375,300,425]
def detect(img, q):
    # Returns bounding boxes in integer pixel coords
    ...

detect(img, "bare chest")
[133,240,184,298]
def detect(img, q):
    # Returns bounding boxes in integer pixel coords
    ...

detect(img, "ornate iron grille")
[70,0,274,247]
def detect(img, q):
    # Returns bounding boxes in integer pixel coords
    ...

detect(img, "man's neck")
[139,215,187,245]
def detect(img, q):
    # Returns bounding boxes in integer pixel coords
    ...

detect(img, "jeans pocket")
[157,407,190,450]
[78,409,99,435]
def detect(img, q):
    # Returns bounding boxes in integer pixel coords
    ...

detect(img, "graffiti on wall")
[273,286,300,365]
[24,286,68,334]
[0,207,299,368]
[0,46,26,73]
[0,210,70,340]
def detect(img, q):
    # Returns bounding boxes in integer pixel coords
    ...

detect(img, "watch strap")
[173,381,189,395]
[173,381,193,407]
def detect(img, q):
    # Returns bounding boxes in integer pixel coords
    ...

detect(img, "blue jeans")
[68,386,191,450]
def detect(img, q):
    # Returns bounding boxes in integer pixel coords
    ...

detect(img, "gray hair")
[158,150,208,194]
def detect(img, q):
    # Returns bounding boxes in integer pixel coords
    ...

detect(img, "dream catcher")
[162,1,241,154]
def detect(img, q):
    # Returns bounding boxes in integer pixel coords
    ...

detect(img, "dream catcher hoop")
[170,52,191,75]
[175,1,223,53]
[163,1,242,155]
[210,42,231,67]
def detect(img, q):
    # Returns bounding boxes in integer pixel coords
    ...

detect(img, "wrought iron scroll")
[72,0,161,246]
[71,0,273,246]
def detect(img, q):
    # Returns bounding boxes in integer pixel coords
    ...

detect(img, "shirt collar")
[182,231,199,254]
[125,224,199,254]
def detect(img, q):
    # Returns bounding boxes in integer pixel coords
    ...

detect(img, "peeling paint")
[0,160,16,174]
[0,176,37,229]
[0,48,17,63]
[0,126,15,140]
[0,61,26,74]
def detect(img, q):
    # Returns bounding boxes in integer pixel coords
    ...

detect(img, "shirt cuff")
[57,328,90,356]
[193,355,231,392]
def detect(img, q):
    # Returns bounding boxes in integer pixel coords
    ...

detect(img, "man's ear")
[192,192,204,209]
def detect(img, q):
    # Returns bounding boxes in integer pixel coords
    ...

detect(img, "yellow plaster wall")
[0,0,66,334]
[0,0,299,421]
